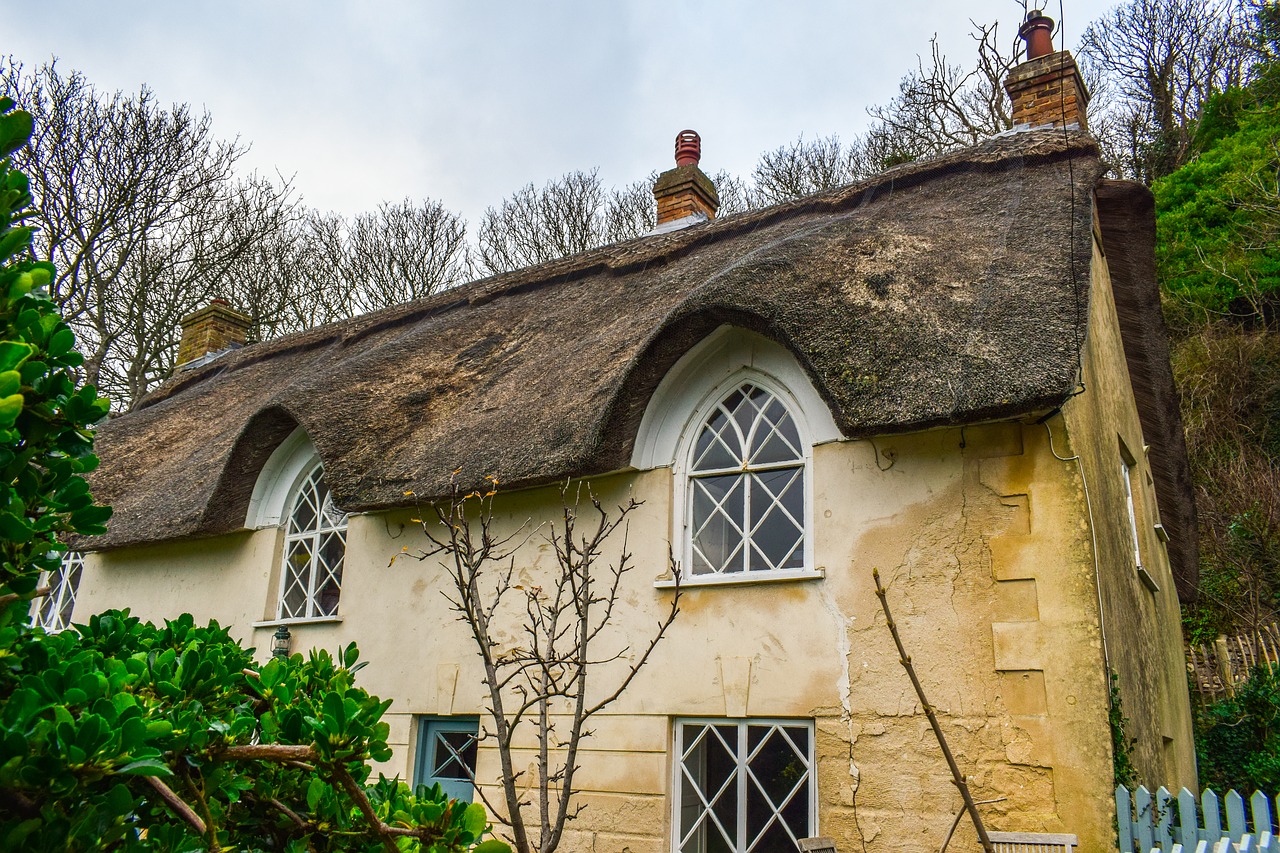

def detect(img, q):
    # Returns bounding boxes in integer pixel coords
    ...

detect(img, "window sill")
[252,615,344,628]
[654,568,824,589]
[1136,565,1160,594]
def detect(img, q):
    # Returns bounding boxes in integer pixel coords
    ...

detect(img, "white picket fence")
[1117,786,1278,852]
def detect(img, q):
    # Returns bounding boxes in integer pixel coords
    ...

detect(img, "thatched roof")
[83,127,1195,598]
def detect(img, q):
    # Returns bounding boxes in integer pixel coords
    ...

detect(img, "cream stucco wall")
[1058,227,1197,792]
[75,431,1185,851]
[72,228,1195,853]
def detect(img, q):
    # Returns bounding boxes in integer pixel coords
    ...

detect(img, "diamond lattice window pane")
[747,727,807,806]
[748,470,805,571]
[278,463,348,619]
[694,407,742,472]
[289,488,318,535]
[679,725,739,853]
[749,397,803,465]
[692,476,746,574]
[320,484,348,528]
[687,383,807,577]
[33,552,84,632]
[677,720,813,853]
[729,387,756,436]
[34,588,56,629]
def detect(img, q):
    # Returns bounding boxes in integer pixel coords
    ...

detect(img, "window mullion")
[737,722,748,852]
[307,530,322,617]
[49,573,66,624]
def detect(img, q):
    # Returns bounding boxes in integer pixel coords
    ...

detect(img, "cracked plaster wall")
[1056,230,1197,795]
[78,410,1183,852]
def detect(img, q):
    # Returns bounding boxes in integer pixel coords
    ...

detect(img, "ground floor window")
[673,718,815,853]
[414,717,479,803]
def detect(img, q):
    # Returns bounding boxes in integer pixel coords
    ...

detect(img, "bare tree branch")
[409,477,680,853]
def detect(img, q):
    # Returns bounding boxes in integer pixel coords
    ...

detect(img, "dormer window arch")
[247,427,348,621]
[632,325,842,586]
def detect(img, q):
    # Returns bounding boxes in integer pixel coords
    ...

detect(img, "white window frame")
[246,427,323,530]
[248,428,349,623]
[31,551,84,632]
[676,375,817,585]
[671,718,817,853]
[631,326,840,588]
[1121,456,1142,569]
[275,461,348,621]
[1119,438,1160,593]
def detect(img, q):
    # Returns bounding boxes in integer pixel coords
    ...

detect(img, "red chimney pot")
[1019,11,1055,60]
[674,130,701,167]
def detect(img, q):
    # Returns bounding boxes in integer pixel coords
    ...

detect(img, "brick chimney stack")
[177,299,251,368]
[653,130,719,227]
[1004,10,1090,130]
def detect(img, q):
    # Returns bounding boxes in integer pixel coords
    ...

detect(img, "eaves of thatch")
[82,128,1196,600]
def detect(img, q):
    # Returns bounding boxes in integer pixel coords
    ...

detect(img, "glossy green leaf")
[115,758,173,776]
[0,341,32,372]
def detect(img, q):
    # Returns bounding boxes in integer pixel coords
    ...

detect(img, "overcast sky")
[8,1,1118,226]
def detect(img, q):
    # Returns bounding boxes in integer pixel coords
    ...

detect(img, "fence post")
[1228,790,1248,843]
[1159,788,1176,850]
[1180,788,1201,848]
[1215,637,1235,695]
[1253,791,1273,841]
[1137,787,1156,853]
[1118,785,1136,853]
[1204,789,1223,843]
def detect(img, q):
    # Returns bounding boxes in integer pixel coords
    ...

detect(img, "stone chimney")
[653,130,719,228]
[177,299,250,368]
[1004,10,1090,130]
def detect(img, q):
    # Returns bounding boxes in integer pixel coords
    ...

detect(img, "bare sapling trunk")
[409,477,681,853]
[873,568,995,853]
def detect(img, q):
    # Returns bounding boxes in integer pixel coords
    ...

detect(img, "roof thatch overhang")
[1095,179,1199,602]
[88,130,1132,562]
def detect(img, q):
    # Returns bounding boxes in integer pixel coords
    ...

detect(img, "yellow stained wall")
[1058,227,1197,792]
[74,441,1184,850]
[72,229,1193,852]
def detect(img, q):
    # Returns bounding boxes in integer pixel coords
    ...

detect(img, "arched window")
[31,551,83,632]
[684,381,808,578]
[632,326,839,585]
[277,462,348,620]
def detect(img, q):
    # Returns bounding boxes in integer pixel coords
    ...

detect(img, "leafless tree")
[1080,0,1250,181]
[752,134,863,206]
[6,59,474,407]
[3,59,298,408]
[707,169,756,216]
[867,22,1020,158]
[475,170,609,275]
[338,199,470,314]
[408,479,680,853]
[475,165,755,276]
[601,175,659,242]
[750,21,1022,206]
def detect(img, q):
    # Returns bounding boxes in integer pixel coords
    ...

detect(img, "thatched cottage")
[58,17,1196,853]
